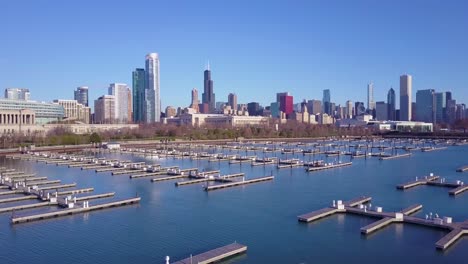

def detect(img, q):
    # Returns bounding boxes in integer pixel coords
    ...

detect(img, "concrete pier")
[11,197,141,224]
[205,176,274,191]
[173,243,247,264]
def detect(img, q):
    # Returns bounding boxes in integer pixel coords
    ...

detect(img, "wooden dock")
[173,243,247,264]
[449,185,468,196]
[11,197,141,224]
[306,162,352,172]
[456,165,468,172]
[204,176,274,191]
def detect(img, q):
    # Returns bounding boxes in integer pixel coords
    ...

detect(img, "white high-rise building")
[145,53,160,123]
[400,74,412,121]
[367,82,375,110]
[108,83,130,123]
[345,100,354,119]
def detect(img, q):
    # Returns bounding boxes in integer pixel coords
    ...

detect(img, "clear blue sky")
[1,0,467,109]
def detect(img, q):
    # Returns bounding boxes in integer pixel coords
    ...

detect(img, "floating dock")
[397,175,439,189]
[172,243,247,264]
[175,173,244,186]
[205,176,274,191]
[379,153,411,160]
[456,165,468,172]
[306,162,352,172]
[298,196,468,251]
[11,197,141,224]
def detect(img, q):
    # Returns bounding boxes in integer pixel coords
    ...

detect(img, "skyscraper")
[145,53,160,123]
[74,86,89,106]
[307,100,322,114]
[132,68,146,123]
[189,88,200,112]
[400,74,412,121]
[415,89,435,123]
[355,102,366,116]
[387,88,396,121]
[228,93,237,112]
[375,101,388,121]
[345,100,353,119]
[94,95,115,124]
[323,89,331,114]
[367,82,375,110]
[202,63,215,113]
[108,83,131,123]
[280,95,293,116]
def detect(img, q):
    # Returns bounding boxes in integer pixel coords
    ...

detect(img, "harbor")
[1,138,468,263]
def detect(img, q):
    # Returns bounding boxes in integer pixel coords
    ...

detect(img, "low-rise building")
[0,98,64,124]
[165,113,269,127]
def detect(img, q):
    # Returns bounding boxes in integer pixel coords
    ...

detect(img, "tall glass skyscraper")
[367,82,375,110]
[74,86,89,106]
[202,64,215,113]
[323,89,331,114]
[400,74,412,121]
[387,88,396,120]
[416,89,435,123]
[145,53,160,123]
[132,68,146,122]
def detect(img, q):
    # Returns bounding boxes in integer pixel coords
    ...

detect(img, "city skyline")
[1,1,467,108]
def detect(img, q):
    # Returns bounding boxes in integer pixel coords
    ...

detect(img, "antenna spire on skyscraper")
[206,60,210,71]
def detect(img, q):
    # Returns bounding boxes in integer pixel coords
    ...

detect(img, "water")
[1,145,468,263]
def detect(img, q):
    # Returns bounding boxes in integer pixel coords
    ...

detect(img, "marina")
[1,138,468,263]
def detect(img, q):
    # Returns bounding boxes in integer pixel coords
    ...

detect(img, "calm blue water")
[1,144,468,263]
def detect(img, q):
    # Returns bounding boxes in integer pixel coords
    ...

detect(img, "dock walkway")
[173,243,247,264]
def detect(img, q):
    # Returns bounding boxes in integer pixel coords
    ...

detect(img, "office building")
[387,88,396,121]
[189,88,200,112]
[228,93,237,112]
[4,88,30,101]
[355,102,366,116]
[345,100,353,119]
[202,63,215,113]
[415,89,435,123]
[367,82,375,110]
[94,95,115,124]
[247,102,260,116]
[400,74,412,121]
[132,68,146,122]
[109,83,131,123]
[375,101,388,121]
[279,94,293,116]
[74,86,89,106]
[165,106,177,118]
[145,53,160,123]
[323,89,331,114]
[53,99,91,124]
[0,98,64,124]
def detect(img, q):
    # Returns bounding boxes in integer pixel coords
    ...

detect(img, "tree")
[89,133,102,143]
